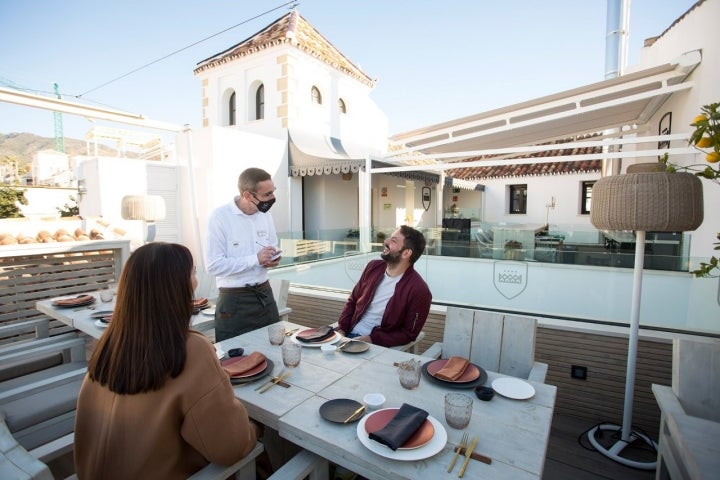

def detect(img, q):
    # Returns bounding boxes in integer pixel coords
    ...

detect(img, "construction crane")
[53,82,65,153]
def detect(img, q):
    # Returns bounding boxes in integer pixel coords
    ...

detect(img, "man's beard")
[381,249,402,265]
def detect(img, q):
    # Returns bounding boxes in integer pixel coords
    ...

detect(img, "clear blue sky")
[0,0,698,142]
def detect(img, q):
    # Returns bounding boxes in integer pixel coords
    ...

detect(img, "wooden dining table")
[217,322,557,480]
[35,298,557,479]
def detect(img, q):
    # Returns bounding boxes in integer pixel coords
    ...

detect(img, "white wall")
[476,172,600,231]
[629,0,720,260]
[176,126,288,266]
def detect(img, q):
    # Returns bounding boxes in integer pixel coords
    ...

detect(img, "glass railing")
[274,224,695,273]
[269,226,720,336]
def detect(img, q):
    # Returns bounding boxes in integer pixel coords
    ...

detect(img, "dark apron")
[214,281,280,342]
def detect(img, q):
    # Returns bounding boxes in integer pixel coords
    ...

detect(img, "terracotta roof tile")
[194,10,374,87]
[446,135,603,180]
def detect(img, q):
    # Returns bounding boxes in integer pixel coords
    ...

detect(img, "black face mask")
[252,194,276,213]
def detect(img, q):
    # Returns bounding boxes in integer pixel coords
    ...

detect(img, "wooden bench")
[279,239,331,259]
[424,306,548,382]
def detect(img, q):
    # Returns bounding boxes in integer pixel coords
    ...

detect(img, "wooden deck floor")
[545,413,656,480]
[47,412,659,479]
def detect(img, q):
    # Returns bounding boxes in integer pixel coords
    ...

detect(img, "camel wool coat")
[74,331,256,479]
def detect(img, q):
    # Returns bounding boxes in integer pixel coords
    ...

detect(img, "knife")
[258,371,291,394]
[285,328,299,336]
[254,369,284,391]
[343,404,365,423]
[458,436,478,478]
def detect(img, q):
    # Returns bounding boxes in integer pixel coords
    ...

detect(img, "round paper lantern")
[121,195,166,222]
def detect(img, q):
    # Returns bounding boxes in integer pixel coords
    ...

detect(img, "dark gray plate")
[339,340,370,354]
[319,398,364,423]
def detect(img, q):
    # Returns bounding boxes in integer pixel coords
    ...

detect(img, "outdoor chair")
[423,306,547,382]
[0,416,266,480]
[652,337,720,479]
[474,230,494,258]
[0,321,87,452]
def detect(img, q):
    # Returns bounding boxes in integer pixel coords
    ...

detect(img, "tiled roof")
[194,10,374,87]
[446,136,603,180]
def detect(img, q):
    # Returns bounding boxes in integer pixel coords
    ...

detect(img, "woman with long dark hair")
[74,242,257,479]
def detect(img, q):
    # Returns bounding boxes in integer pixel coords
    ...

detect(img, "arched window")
[338,98,346,114]
[255,84,264,120]
[311,86,322,105]
[228,91,236,126]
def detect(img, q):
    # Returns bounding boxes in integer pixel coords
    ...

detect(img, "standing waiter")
[205,167,282,341]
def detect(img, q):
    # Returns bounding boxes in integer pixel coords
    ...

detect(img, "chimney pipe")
[602,0,630,176]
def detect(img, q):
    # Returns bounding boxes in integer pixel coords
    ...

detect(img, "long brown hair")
[88,242,195,394]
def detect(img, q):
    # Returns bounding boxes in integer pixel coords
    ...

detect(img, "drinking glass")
[268,324,286,345]
[281,341,302,368]
[99,286,114,303]
[445,393,473,429]
[397,359,421,389]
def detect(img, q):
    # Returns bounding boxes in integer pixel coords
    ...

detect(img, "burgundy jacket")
[338,259,432,347]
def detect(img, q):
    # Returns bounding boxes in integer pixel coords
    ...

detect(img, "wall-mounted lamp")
[121,195,166,242]
[77,179,88,198]
[545,196,556,227]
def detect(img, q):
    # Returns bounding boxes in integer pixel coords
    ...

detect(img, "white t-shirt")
[351,271,403,336]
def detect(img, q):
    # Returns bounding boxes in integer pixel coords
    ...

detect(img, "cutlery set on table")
[448,432,490,477]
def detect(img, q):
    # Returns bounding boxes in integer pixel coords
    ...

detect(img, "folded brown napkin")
[435,356,470,381]
[193,297,209,308]
[368,403,429,451]
[54,295,95,306]
[222,352,266,377]
[296,325,334,343]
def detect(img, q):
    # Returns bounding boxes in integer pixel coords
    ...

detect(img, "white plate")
[491,377,535,400]
[356,412,447,461]
[290,331,341,347]
[202,307,216,316]
[94,320,109,329]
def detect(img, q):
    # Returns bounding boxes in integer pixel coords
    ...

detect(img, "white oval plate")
[94,320,109,329]
[491,377,535,400]
[356,411,447,460]
[202,307,216,316]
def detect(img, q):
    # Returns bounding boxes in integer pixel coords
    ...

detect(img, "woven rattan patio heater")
[588,165,703,469]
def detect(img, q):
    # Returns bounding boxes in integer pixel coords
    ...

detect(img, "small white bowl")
[321,344,337,355]
[363,393,386,410]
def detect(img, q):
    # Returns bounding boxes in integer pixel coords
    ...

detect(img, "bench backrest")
[442,307,537,379]
[672,337,720,422]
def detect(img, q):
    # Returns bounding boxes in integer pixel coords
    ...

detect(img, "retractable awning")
[444,176,484,191]
[388,50,701,159]
[288,129,379,177]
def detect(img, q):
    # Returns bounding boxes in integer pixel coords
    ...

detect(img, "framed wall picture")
[658,112,672,151]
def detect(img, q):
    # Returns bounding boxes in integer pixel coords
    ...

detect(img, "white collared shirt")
[205,197,278,288]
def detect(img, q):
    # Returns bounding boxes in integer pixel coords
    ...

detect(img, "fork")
[447,431,468,473]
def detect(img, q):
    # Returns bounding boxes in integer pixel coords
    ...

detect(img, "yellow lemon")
[706,152,720,163]
[696,137,713,148]
[692,114,708,125]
